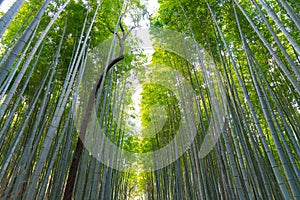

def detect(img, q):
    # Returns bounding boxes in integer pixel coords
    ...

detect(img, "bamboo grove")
[0,0,299,199]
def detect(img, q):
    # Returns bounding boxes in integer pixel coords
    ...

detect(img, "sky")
[0,0,16,12]
[143,0,159,15]
[125,0,159,135]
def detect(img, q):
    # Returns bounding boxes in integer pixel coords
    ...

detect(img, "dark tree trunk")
[63,23,129,199]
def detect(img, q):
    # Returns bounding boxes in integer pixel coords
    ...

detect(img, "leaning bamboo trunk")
[0,0,69,118]
[233,0,300,95]
[233,3,298,198]
[260,0,300,55]
[0,0,51,86]
[208,2,292,199]
[0,0,26,37]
